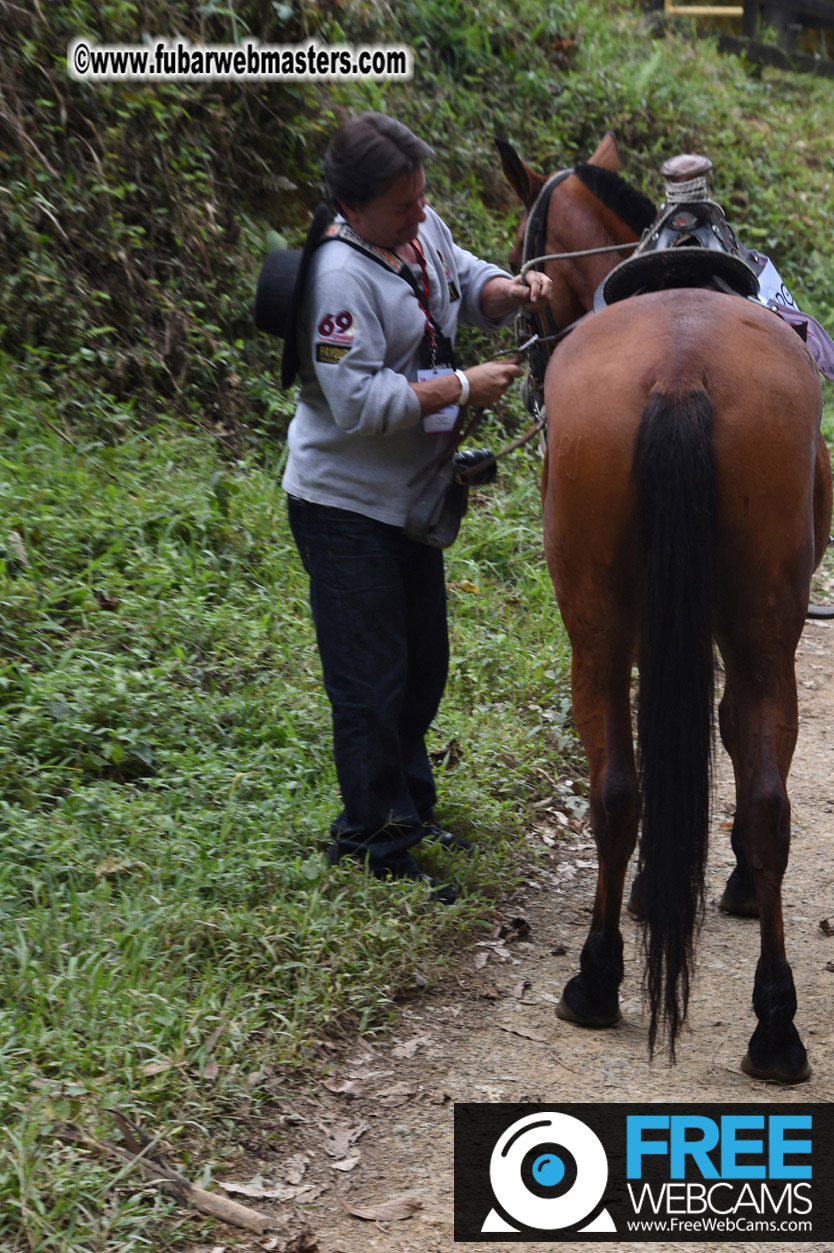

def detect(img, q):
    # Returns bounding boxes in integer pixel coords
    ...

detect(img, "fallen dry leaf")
[376,1081,418,1107]
[322,1078,364,1098]
[94,590,121,610]
[495,916,531,942]
[342,1193,422,1222]
[428,738,463,769]
[95,856,144,879]
[320,1120,368,1159]
[283,1153,309,1185]
[7,530,30,567]
[331,1154,361,1172]
[202,1022,226,1053]
[511,979,529,999]
[283,1230,319,1253]
[219,1173,296,1200]
[497,1024,548,1044]
[140,1059,175,1077]
[391,1034,432,1059]
[475,941,511,963]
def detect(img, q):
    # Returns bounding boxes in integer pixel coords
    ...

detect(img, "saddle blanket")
[751,251,834,382]
[772,304,834,382]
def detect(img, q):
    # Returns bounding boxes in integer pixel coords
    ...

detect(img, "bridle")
[415,171,645,485]
[519,167,640,314]
[515,168,641,406]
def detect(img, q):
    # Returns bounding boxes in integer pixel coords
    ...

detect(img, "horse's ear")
[587,131,619,173]
[495,138,547,209]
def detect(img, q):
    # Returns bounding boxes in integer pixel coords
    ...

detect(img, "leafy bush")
[3,0,833,441]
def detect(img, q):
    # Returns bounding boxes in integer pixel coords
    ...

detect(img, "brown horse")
[499,133,833,1082]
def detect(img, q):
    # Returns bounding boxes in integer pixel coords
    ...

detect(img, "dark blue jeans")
[288,495,449,872]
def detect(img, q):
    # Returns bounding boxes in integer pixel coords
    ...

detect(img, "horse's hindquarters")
[542,289,822,1077]
[543,290,822,631]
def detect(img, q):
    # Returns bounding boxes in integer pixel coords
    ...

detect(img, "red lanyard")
[411,239,437,359]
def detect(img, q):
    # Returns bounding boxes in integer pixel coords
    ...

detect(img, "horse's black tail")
[634,387,716,1058]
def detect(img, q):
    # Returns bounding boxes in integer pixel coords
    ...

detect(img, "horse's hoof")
[741,1051,811,1084]
[718,888,759,918]
[718,868,759,917]
[556,996,622,1029]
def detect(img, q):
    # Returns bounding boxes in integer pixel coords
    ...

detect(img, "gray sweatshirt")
[282,206,513,527]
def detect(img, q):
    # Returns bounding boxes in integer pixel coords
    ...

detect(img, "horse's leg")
[540,351,641,1030]
[717,691,759,918]
[813,429,833,568]
[717,816,759,917]
[556,635,639,1028]
[719,432,828,919]
[717,639,810,1083]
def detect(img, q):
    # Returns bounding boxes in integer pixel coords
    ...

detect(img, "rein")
[519,167,640,282]
[407,336,549,488]
[414,172,643,488]
[520,240,639,281]
[516,169,640,414]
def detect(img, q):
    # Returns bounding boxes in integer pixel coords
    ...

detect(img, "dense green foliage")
[2,0,833,1246]
[4,0,834,433]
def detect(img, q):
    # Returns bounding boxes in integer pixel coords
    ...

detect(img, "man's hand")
[464,360,523,407]
[506,270,552,311]
[410,359,522,418]
[479,272,553,319]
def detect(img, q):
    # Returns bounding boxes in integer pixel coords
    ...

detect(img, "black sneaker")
[422,823,474,855]
[417,874,458,906]
[325,843,457,905]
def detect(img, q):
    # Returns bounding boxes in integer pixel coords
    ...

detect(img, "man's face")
[342,166,427,250]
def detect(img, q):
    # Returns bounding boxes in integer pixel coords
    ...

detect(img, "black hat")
[254,201,331,389]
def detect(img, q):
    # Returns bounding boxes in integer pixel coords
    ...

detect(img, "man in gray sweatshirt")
[283,112,550,903]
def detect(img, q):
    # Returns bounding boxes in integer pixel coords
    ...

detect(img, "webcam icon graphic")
[482,1111,616,1233]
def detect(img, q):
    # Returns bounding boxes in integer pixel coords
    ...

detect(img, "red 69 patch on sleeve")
[315,310,356,364]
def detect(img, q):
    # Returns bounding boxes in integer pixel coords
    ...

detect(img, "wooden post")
[742,0,760,36]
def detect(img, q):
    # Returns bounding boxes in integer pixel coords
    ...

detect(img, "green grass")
[0,362,576,1249]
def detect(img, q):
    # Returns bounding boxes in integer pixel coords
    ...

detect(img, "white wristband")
[454,368,470,406]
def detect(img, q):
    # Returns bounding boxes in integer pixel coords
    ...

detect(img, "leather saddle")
[595,155,761,310]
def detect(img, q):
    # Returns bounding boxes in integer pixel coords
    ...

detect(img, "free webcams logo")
[481,1111,615,1234]
[453,1103,834,1243]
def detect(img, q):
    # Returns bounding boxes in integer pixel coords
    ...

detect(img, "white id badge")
[418,366,458,433]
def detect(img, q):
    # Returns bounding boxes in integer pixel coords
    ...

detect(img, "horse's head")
[497,132,656,331]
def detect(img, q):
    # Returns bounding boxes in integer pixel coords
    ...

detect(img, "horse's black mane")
[573,163,656,235]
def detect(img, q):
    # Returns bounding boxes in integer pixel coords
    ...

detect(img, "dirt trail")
[227,620,834,1253]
